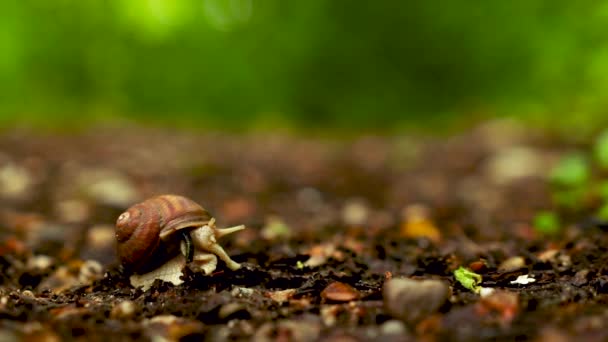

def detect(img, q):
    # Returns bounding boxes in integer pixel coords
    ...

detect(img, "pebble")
[78,169,138,207]
[266,289,296,304]
[380,319,409,336]
[26,255,54,271]
[478,290,519,322]
[383,278,450,323]
[296,187,324,212]
[0,163,32,199]
[342,200,369,226]
[253,318,321,342]
[498,256,526,272]
[400,204,441,243]
[82,225,116,263]
[55,199,90,223]
[484,146,544,185]
[78,260,104,284]
[144,315,204,341]
[110,300,137,319]
[321,282,360,302]
[573,269,590,286]
[231,287,255,298]
[218,302,248,319]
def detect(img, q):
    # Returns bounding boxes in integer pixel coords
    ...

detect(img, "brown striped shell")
[115,194,212,273]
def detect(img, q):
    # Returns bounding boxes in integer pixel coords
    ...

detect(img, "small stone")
[537,249,559,263]
[218,302,248,319]
[253,319,321,342]
[498,256,526,272]
[81,225,116,263]
[0,163,32,199]
[383,278,450,323]
[38,266,79,293]
[573,269,590,286]
[342,200,369,226]
[78,169,138,207]
[55,200,90,223]
[86,225,115,250]
[320,305,340,327]
[266,289,297,304]
[21,290,35,298]
[381,319,408,336]
[303,243,332,268]
[144,315,204,341]
[400,204,441,243]
[484,146,544,185]
[477,290,519,322]
[296,187,324,212]
[321,282,360,302]
[26,255,54,271]
[231,287,255,298]
[110,300,137,319]
[78,260,104,284]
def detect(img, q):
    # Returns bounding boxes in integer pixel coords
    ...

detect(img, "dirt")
[0,121,607,341]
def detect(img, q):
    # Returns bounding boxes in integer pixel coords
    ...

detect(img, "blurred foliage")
[532,211,560,235]
[544,129,608,225]
[2,1,608,131]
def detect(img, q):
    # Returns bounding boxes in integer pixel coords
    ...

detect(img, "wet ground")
[0,121,607,341]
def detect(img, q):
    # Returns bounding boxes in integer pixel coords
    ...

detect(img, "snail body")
[115,194,245,283]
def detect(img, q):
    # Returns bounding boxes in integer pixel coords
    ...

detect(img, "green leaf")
[533,211,560,235]
[454,266,482,293]
[596,202,608,221]
[594,130,608,169]
[549,153,589,188]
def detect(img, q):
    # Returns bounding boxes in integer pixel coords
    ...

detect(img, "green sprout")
[533,211,560,235]
[454,266,482,294]
[549,153,589,188]
[296,261,305,270]
[596,203,608,221]
[594,130,608,170]
[548,153,590,209]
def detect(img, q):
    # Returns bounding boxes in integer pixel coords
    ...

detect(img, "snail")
[115,194,245,290]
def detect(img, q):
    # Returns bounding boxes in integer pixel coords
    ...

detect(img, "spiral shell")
[115,194,212,273]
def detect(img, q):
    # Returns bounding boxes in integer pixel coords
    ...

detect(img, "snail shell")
[115,194,212,273]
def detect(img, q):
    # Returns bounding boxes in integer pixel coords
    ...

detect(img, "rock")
[26,255,54,272]
[0,163,32,199]
[381,319,409,336]
[477,290,519,322]
[342,199,369,226]
[400,204,441,243]
[55,199,90,223]
[321,282,360,302]
[383,278,450,323]
[81,224,116,263]
[266,289,297,304]
[498,256,526,272]
[78,260,104,284]
[143,315,204,341]
[78,169,138,207]
[484,146,545,185]
[253,318,321,342]
[110,300,137,320]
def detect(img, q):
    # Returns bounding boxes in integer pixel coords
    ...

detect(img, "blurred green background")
[2,0,608,133]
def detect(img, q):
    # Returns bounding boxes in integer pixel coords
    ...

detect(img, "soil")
[0,122,607,341]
